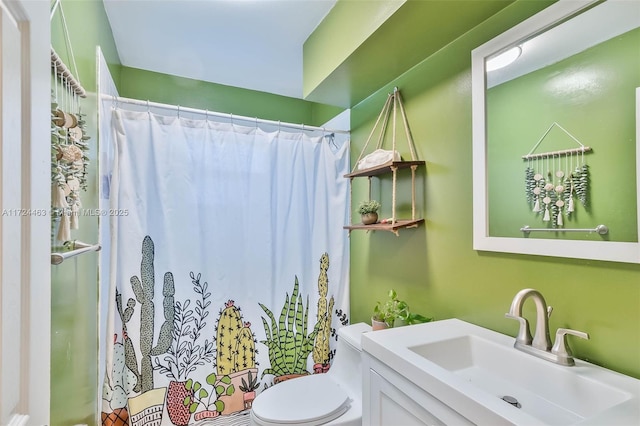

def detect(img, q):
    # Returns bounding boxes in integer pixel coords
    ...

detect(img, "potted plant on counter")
[358,200,381,225]
[372,289,433,330]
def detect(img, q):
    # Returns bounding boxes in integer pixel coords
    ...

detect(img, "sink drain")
[501,395,521,409]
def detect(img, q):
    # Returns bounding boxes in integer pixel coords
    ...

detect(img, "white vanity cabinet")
[362,354,474,426]
[361,320,640,426]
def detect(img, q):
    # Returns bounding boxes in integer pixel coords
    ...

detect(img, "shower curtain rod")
[107,95,350,135]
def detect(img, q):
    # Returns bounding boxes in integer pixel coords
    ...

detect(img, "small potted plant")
[239,369,260,409]
[358,200,381,225]
[183,373,234,421]
[372,289,433,330]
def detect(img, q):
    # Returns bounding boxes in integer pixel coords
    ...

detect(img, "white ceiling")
[103,0,337,99]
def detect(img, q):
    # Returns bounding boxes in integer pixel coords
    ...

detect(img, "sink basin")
[362,319,640,425]
[410,334,629,424]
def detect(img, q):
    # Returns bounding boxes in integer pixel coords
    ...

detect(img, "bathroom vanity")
[361,319,640,425]
[363,354,473,425]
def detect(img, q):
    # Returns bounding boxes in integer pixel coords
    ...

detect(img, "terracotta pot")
[166,381,192,426]
[273,372,308,384]
[194,410,220,421]
[219,367,259,414]
[313,362,331,374]
[243,391,256,409]
[361,212,378,225]
[101,408,129,426]
[371,317,389,331]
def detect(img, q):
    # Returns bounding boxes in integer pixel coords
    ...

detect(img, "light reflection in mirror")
[486,0,639,89]
[486,46,522,72]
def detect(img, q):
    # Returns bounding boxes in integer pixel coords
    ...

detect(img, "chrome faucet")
[506,288,589,366]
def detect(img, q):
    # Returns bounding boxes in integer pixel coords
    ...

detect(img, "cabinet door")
[369,370,443,425]
[364,356,474,426]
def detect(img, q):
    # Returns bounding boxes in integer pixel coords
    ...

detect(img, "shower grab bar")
[520,225,608,235]
[51,240,101,265]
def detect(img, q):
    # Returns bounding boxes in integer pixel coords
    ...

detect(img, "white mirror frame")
[472,0,640,264]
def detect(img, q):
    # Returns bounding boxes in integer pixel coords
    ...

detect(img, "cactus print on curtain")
[101,109,350,425]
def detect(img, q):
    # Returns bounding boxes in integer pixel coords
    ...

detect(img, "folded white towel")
[357,149,401,170]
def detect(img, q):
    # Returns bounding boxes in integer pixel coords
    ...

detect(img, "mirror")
[472,0,640,263]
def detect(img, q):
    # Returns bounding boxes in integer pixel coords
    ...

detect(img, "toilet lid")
[252,374,351,425]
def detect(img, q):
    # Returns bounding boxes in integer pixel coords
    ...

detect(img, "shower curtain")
[101,108,350,426]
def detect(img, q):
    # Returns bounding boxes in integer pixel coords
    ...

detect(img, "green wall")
[118,66,343,127]
[49,96,101,426]
[487,28,640,241]
[304,0,518,107]
[345,2,640,379]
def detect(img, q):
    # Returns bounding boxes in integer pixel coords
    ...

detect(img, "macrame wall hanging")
[51,0,90,244]
[523,122,592,228]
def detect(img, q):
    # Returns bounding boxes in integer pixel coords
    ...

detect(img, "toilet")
[250,322,371,426]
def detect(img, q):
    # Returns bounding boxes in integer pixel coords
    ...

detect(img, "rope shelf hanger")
[522,122,591,160]
[350,87,420,173]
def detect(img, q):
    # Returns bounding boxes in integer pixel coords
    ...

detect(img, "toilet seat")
[251,374,351,425]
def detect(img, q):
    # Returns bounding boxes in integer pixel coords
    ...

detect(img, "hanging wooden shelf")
[345,160,425,178]
[346,87,425,235]
[344,219,424,236]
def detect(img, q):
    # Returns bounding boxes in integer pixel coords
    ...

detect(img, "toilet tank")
[328,323,371,397]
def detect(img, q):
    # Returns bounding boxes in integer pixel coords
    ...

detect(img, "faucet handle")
[505,313,533,346]
[551,328,589,366]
